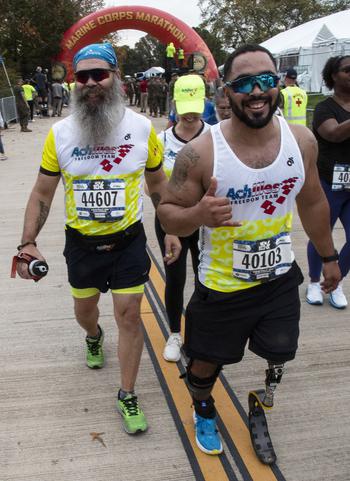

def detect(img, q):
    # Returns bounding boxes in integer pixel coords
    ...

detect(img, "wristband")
[17,241,37,251]
[322,250,339,263]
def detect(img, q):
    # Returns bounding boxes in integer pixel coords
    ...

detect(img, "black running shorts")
[185,262,304,364]
[63,226,151,292]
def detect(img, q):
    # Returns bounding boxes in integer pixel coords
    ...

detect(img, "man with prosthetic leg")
[158,44,341,463]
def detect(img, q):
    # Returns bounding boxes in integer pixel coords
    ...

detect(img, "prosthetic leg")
[248,362,285,465]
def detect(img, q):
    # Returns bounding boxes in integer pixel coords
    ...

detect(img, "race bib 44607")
[233,232,292,282]
[73,178,125,222]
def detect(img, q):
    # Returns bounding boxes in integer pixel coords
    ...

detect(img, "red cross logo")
[296,98,302,107]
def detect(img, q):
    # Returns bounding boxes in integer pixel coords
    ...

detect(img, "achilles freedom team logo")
[71,143,135,172]
[100,144,135,172]
[165,149,177,159]
[226,177,299,215]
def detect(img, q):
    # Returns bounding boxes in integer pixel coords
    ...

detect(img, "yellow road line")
[147,259,280,481]
[141,301,232,481]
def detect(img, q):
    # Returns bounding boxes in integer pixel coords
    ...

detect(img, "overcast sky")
[104,0,202,47]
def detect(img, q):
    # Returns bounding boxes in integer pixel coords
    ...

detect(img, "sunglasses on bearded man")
[225,73,280,94]
[74,68,115,84]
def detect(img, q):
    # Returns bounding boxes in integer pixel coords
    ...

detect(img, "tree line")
[0,0,349,90]
[199,0,350,49]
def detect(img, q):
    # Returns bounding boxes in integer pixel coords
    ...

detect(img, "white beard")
[71,78,126,145]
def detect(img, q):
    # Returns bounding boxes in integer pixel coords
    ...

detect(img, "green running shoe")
[117,393,148,434]
[85,326,104,369]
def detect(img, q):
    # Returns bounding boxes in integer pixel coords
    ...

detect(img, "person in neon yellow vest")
[166,41,176,58]
[177,46,185,68]
[22,79,37,122]
[166,42,176,72]
[280,68,308,125]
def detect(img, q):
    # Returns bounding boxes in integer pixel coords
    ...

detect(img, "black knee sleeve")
[184,360,222,400]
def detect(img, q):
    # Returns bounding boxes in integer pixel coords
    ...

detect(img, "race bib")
[233,232,292,282]
[332,164,350,191]
[73,178,125,222]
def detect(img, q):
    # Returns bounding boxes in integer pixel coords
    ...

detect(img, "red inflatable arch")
[57,5,218,81]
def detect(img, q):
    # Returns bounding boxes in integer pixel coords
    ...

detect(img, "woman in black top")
[306,55,350,309]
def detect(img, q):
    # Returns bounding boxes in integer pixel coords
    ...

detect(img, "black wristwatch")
[322,250,339,263]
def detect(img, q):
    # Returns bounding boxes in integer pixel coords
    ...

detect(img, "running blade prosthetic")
[248,389,277,465]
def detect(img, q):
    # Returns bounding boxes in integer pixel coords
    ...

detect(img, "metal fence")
[0,96,17,124]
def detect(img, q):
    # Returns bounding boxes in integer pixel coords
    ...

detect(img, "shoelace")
[168,336,182,347]
[121,396,140,416]
[86,338,100,356]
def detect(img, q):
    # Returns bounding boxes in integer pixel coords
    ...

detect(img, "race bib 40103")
[233,232,292,282]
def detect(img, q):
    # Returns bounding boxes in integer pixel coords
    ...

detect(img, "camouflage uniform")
[147,78,155,116]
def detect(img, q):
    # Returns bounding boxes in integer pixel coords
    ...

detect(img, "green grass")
[306,93,327,129]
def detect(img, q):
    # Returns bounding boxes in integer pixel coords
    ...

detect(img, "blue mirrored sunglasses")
[225,74,280,94]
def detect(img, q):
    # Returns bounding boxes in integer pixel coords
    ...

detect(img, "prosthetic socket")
[183,361,222,400]
[262,362,285,408]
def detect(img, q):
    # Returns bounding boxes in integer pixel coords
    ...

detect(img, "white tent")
[260,9,350,92]
[144,66,165,78]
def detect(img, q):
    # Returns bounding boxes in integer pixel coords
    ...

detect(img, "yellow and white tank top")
[158,122,210,178]
[198,116,305,293]
[40,108,162,236]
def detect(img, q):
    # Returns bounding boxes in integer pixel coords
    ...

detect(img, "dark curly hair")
[322,55,350,89]
[223,44,277,81]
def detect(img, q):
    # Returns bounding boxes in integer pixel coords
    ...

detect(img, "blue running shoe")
[193,412,223,455]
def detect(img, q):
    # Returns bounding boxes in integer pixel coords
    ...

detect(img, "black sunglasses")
[75,68,114,84]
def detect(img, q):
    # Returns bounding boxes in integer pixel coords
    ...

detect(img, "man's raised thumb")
[205,177,217,197]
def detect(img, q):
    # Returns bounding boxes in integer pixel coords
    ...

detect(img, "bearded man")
[16,43,175,435]
[157,44,341,462]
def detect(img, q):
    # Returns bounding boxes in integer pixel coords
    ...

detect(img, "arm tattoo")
[150,192,161,209]
[36,200,49,233]
[170,144,200,190]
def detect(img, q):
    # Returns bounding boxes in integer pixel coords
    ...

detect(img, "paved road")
[1,106,349,481]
